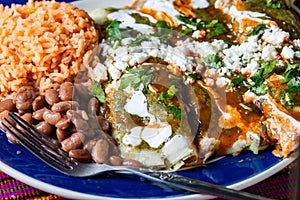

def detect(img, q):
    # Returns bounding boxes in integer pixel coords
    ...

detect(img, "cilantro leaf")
[119,65,154,91]
[262,60,277,79]
[207,23,227,38]
[176,16,197,26]
[183,72,198,81]
[249,74,269,95]
[247,24,268,36]
[204,54,224,68]
[281,61,300,84]
[226,75,246,89]
[266,0,281,8]
[285,77,300,96]
[89,81,106,103]
[167,105,182,119]
[105,20,122,42]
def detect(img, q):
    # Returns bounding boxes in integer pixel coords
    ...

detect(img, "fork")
[2,112,271,200]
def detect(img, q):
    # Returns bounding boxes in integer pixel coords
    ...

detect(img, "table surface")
[0,0,300,199]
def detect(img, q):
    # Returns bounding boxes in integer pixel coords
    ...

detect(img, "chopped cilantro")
[203,54,224,68]
[280,61,300,84]
[105,20,122,42]
[167,105,182,119]
[239,103,253,111]
[285,77,300,96]
[249,71,269,95]
[183,72,198,81]
[226,75,246,89]
[284,92,295,106]
[176,16,226,38]
[247,24,268,36]
[261,60,277,79]
[158,85,177,104]
[89,81,106,103]
[119,65,154,91]
[266,0,281,8]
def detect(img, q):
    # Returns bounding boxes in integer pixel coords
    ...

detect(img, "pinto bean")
[109,156,123,166]
[0,99,16,112]
[51,101,79,113]
[35,121,53,136]
[72,118,89,132]
[32,96,45,111]
[59,82,74,101]
[61,132,85,152]
[97,115,110,132]
[33,108,48,121]
[83,139,97,152]
[21,113,33,124]
[69,149,92,162]
[91,139,110,164]
[122,159,144,168]
[88,98,100,115]
[55,116,71,130]
[45,89,60,106]
[15,86,36,110]
[56,128,69,142]
[43,110,61,125]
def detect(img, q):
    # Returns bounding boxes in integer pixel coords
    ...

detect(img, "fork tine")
[3,113,74,170]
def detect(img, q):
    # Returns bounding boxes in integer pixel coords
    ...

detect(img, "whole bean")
[32,96,45,111]
[59,82,74,101]
[0,99,16,113]
[122,159,144,168]
[91,139,109,164]
[45,89,60,106]
[83,139,97,152]
[35,121,53,136]
[56,128,69,142]
[55,116,71,130]
[33,108,49,121]
[21,113,33,124]
[97,115,110,132]
[52,101,79,113]
[43,110,61,125]
[15,86,36,110]
[109,155,123,166]
[69,149,92,162]
[88,98,100,115]
[73,118,89,132]
[61,132,85,152]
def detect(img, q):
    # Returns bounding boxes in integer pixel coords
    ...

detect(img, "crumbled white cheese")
[262,25,289,46]
[295,51,300,58]
[124,90,150,117]
[162,135,194,166]
[281,46,295,59]
[141,123,172,148]
[246,132,260,154]
[293,39,300,48]
[122,127,142,147]
[89,63,108,82]
[261,45,277,61]
[191,0,209,9]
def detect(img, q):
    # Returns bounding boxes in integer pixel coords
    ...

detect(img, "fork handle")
[128,168,271,200]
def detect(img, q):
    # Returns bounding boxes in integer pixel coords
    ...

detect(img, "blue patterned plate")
[0,0,296,199]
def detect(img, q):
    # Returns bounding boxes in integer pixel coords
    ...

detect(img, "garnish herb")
[239,103,253,111]
[261,60,277,79]
[226,75,246,89]
[119,65,154,91]
[183,72,198,81]
[285,77,300,96]
[266,0,281,8]
[89,81,106,103]
[247,24,268,36]
[176,16,226,38]
[280,61,300,84]
[167,105,182,119]
[203,54,224,68]
[105,20,122,42]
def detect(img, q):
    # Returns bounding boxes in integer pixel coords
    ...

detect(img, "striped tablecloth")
[0,162,296,200]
